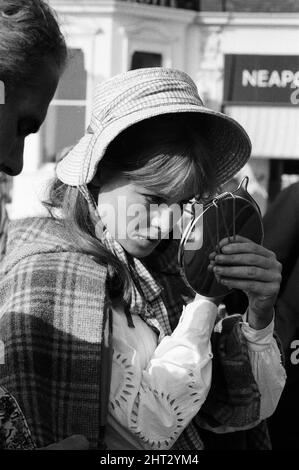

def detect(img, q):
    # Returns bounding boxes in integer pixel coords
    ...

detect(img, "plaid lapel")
[0,218,112,449]
[101,229,172,337]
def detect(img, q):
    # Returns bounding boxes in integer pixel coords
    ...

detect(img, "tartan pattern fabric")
[101,228,172,338]
[0,218,111,448]
[0,218,270,449]
[246,420,272,450]
[192,419,272,450]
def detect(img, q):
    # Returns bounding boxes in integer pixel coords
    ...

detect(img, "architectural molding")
[196,12,299,28]
[51,0,196,23]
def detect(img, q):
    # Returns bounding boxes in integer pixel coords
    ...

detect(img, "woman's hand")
[208,235,282,330]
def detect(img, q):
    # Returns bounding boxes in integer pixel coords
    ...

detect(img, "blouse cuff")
[172,297,218,338]
[241,309,275,351]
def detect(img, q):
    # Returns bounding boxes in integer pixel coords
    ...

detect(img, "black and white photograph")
[0,0,298,459]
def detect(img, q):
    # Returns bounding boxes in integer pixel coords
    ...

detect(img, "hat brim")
[56,104,251,188]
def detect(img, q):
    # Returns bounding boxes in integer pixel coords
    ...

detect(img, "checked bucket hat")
[56,67,252,187]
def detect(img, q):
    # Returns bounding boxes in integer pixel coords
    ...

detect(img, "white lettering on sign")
[242,70,257,87]
[268,70,282,87]
[281,70,294,86]
[242,69,299,88]
[257,69,269,87]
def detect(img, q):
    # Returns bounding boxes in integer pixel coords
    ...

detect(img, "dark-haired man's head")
[0,0,67,175]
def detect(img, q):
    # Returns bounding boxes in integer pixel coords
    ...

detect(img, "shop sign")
[224,54,299,105]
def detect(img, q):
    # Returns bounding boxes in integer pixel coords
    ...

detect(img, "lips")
[134,233,160,241]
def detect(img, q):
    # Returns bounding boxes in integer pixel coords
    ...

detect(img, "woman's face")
[0,59,60,176]
[96,175,194,258]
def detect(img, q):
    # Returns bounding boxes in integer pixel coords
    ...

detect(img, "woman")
[0,67,285,450]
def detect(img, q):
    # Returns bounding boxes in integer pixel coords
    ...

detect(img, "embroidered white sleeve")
[109,299,218,450]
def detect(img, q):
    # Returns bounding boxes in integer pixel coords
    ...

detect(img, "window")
[40,48,87,163]
[130,51,162,70]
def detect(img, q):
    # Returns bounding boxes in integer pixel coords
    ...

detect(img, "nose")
[3,140,25,176]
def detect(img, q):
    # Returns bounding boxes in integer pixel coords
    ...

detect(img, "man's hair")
[0,0,67,88]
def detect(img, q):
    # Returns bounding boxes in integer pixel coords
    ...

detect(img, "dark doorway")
[130,51,162,70]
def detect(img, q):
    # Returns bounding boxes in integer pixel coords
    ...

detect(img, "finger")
[215,237,264,255]
[217,235,277,259]
[210,236,238,258]
[209,236,246,258]
[220,235,258,245]
[218,277,280,295]
[214,265,281,282]
[220,242,275,258]
[217,235,249,250]
[214,253,278,269]
[212,237,231,254]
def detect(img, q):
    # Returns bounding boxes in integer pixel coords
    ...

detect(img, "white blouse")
[105,297,286,450]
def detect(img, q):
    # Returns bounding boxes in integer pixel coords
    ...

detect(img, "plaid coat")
[0,217,271,449]
[0,217,113,448]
